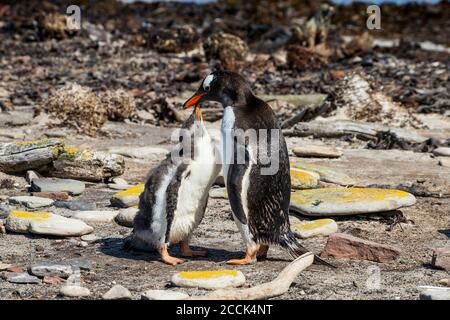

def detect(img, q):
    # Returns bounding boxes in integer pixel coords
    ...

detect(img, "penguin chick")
[129,106,221,265]
[183,71,335,268]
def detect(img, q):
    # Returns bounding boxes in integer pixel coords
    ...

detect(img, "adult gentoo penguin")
[129,106,221,265]
[183,71,333,267]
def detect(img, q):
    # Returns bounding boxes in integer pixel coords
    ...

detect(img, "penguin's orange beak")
[183,92,205,110]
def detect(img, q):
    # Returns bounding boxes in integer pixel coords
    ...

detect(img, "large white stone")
[110,184,144,208]
[209,187,228,199]
[291,188,416,216]
[108,146,169,160]
[171,270,245,290]
[292,219,338,239]
[433,147,450,157]
[103,285,132,300]
[29,263,74,278]
[115,207,138,227]
[9,196,54,209]
[5,210,93,236]
[141,289,189,300]
[60,285,91,298]
[72,210,118,223]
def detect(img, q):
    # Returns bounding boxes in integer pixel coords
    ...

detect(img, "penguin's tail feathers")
[280,231,336,269]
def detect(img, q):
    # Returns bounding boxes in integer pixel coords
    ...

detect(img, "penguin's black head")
[183,70,253,110]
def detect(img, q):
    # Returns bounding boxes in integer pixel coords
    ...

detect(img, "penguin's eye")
[204,84,210,92]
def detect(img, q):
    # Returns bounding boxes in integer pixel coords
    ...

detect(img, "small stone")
[31,192,69,201]
[290,168,319,189]
[72,210,118,223]
[7,266,24,273]
[438,157,450,168]
[171,269,246,290]
[141,289,189,300]
[321,233,401,262]
[29,263,74,278]
[4,272,41,284]
[54,200,96,211]
[43,275,64,285]
[431,247,450,271]
[0,262,13,271]
[5,210,93,236]
[81,234,100,243]
[26,170,41,184]
[108,146,169,160]
[418,286,450,300]
[293,146,342,158]
[433,147,450,157]
[9,196,54,209]
[30,178,85,195]
[107,177,130,191]
[438,279,450,287]
[60,285,91,298]
[291,188,416,216]
[103,285,132,300]
[115,207,138,227]
[209,187,228,199]
[110,184,144,208]
[0,203,11,218]
[292,219,338,239]
[291,162,354,185]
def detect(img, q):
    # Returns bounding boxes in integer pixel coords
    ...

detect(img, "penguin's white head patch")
[203,74,214,91]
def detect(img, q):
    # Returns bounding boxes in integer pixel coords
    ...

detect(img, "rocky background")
[0,0,449,300]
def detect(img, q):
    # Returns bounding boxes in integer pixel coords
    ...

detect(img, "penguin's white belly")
[169,137,219,244]
[221,106,235,182]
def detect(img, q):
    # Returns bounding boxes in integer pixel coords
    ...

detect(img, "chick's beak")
[195,105,202,121]
[183,92,205,109]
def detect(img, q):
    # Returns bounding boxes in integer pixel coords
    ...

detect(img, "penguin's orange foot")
[161,255,184,265]
[226,249,257,265]
[256,244,269,260]
[180,240,207,257]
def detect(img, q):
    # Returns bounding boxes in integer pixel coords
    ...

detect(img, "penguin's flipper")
[227,139,250,225]
[165,163,189,241]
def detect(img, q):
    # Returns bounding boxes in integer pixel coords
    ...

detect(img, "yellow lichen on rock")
[15,138,50,147]
[9,210,51,221]
[178,270,239,280]
[292,219,333,231]
[290,168,319,189]
[113,184,145,198]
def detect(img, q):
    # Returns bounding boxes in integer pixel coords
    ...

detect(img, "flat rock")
[290,187,416,216]
[292,219,338,239]
[108,146,169,160]
[29,263,74,278]
[31,192,69,201]
[171,270,245,290]
[438,157,450,168]
[209,187,228,199]
[321,233,401,262]
[433,147,450,157]
[72,210,118,223]
[103,285,132,300]
[4,272,41,284]
[5,210,93,236]
[9,196,54,209]
[110,184,144,208]
[290,168,320,189]
[141,289,189,300]
[108,177,130,190]
[54,200,96,211]
[60,285,91,298]
[431,247,450,270]
[81,234,100,243]
[418,286,450,300]
[115,207,138,227]
[293,146,343,158]
[291,162,354,185]
[30,178,85,196]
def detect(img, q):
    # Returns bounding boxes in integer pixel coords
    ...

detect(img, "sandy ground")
[0,119,449,300]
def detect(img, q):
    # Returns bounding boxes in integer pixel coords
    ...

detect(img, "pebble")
[431,247,450,271]
[5,210,93,237]
[81,234,101,243]
[418,286,450,300]
[290,162,354,185]
[110,184,144,208]
[438,279,450,287]
[29,263,74,278]
[108,146,169,160]
[290,187,416,216]
[292,219,338,239]
[114,207,138,227]
[30,178,85,196]
[290,168,319,189]
[321,233,401,262]
[4,272,41,284]
[60,285,91,298]
[433,147,450,157]
[43,276,64,285]
[107,177,130,190]
[9,196,54,209]
[0,203,11,218]
[31,192,69,201]
[293,146,342,158]
[54,200,96,211]
[209,187,228,199]
[171,269,246,290]
[141,289,189,300]
[102,285,132,300]
[72,210,118,223]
